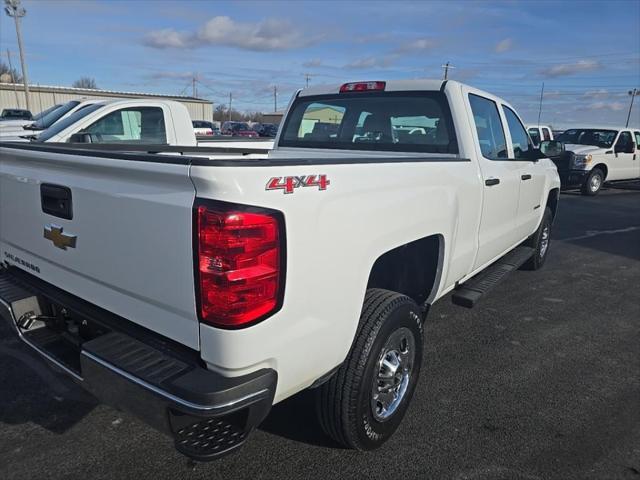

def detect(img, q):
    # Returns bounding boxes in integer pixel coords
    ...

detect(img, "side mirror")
[68,132,94,143]
[539,140,565,158]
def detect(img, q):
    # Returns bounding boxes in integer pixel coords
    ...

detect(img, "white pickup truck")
[0,79,560,460]
[3,99,274,151]
[552,127,640,195]
[526,124,554,147]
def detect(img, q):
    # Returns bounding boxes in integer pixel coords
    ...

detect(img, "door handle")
[521,174,532,180]
[41,184,73,220]
[485,178,500,186]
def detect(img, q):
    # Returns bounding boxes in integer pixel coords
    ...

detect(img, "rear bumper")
[0,266,276,461]
[559,169,589,189]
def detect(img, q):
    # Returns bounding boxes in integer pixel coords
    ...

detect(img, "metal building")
[0,83,213,121]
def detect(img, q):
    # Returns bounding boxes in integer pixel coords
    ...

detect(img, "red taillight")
[339,81,386,93]
[196,203,283,328]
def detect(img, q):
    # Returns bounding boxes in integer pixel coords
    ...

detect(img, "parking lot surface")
[1,187,638,480]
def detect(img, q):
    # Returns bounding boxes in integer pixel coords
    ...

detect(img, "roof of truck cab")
[298,79,445,97]
[76,98,186,108]
[557,125,636,130]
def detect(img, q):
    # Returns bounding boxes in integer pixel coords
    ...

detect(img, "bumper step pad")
[452,246,534,308]
[174,415,248,459]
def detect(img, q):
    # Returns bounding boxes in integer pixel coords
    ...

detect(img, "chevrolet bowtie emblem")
[44,225,77,250]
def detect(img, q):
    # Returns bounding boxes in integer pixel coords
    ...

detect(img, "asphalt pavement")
[1,185,639,480]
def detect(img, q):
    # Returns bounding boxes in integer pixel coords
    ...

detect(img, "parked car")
[0,79,560,461]
[552,127,640,195]
[193,120,220,136]
[221,121,259,137]
[0,108,32,120]
[252,123,278,138]
[526,124,554,147]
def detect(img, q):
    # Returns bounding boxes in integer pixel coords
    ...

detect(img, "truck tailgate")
[0,146,200,349]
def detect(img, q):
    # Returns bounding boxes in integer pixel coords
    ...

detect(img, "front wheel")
[581,168,604,196]
[522,207,552,271]
[315,289,424,450]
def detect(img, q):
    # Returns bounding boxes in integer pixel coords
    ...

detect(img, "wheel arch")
[545,187,560,223]
[366,234,444,308]
[592,163,608,180]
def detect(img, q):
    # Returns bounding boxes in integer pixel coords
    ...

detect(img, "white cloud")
[303,59,323,68]
[495,38,512,53]
[143,16,317,51]
[393,38,436,54]
[587,101,626,111]
[144,29,190,49]
[583,89,609,99]
[540,60,601,78]
[344,55,397,69]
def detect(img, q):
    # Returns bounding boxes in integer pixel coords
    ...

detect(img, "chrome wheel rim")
[539,225,550,258]
[371,327,415,422]
[590,174,601,192]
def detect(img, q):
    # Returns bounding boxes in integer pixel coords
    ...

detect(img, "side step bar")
[452,246,535,308]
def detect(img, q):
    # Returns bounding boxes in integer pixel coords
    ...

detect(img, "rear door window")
[280,91,457,154]
[84,107,166,143]
[542,127,551,141]
[634,131,640,149]
[468,94,507,160]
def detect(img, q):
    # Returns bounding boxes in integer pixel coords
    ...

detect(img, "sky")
[1,0,639,127]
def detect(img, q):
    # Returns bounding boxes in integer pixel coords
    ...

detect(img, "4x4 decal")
[266,175,330,194]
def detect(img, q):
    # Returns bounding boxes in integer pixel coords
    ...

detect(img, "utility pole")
[192,76,197,98]
[228,92,232,122]
[441,61,455,80]
[537,82,545,126]
[625,88,638,128]
[6,49,20,106]
[304,73,312,88]
[4,0,30,111]
[273,85,277,112]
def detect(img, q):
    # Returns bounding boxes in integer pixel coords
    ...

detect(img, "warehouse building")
[0,83,213,121]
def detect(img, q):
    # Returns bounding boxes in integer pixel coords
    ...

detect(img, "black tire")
[581,168,604,196]
[316,288,424,450]
[522,207,553,270]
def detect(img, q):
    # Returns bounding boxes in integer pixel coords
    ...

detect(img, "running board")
[452,246,535,308]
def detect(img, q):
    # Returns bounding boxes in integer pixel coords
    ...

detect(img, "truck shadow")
[556,190,640,262]
[258,389,342,449]
[0,322,97,435]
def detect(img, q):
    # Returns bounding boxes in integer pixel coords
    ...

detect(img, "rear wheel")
[316,289,424,450]
[581,168,604,196]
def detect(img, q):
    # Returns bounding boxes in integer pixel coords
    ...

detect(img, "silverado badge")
[44,224,77,250]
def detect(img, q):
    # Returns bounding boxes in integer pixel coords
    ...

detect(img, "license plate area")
[17,296,111,377]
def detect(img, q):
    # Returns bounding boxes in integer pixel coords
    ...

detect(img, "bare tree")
[72,77,98,89]
[0,60,22,83]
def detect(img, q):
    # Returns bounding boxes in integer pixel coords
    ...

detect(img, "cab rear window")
[279,91,458,154]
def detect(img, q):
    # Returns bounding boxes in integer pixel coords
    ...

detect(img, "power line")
[537,82,544,126]
[441,61,455,80]
[273,85,277,112]
[626,88,639,128]
[303,73,312,88]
